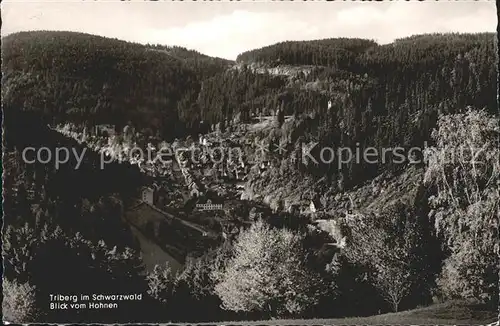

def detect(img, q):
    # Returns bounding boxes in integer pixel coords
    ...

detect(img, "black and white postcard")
[2,1,499,324]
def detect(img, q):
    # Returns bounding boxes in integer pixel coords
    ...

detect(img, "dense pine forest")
[2,30,498,324]
[2,31,231,138]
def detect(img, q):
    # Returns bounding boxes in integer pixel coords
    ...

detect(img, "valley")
[2,29,498,324]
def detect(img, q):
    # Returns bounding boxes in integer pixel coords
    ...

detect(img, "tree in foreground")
[213,219,323,318]
[146,263,176,304]
[3,222,147,322]
[373,264,412,312]
[144,244,233,322]
[424,108,499,304]
[2,279,37,323]
[343,202,431,312]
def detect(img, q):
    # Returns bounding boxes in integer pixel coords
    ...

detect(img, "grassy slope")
[213,302,498,325]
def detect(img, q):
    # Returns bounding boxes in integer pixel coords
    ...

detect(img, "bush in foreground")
[3,279,37,323]
[213,219,324,318]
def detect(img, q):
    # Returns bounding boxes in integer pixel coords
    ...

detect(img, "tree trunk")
[392,301,399,312]
[267,303,275,320]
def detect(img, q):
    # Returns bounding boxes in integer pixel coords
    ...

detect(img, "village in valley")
[3,9,497,321]
[52,106,335,273]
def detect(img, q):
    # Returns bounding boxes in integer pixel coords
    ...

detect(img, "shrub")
[213,219,323,318]
[343,202,432,312]
[424,108,499,303]
[146,263,176,304]
[3,279,37,323]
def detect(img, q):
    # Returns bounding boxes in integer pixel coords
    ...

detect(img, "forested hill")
[236,34,495,72]
[1,31,232,140]
[2,31,497,147]
[146,44,233,81]
[236,38,378,68]
[198,32,497,188]
[202,33,496,125]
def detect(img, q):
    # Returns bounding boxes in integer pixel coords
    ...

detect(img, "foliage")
[146,43,232,80]
[3,32,496,176]
[2,279,37,323]
[146,263,176,304]
[343,203,434,312]
[437,236,499,303]
[235,33,496,190]
[2,31,228,139]
[236,38,377,67]
[177,243,233,300]
[2,222,146,322]
[2,116,144,246]
[2,30,499,321]
[142,244,233,322]
[424,108,499,211]
[213,219,324,317]
[424,108,500,303]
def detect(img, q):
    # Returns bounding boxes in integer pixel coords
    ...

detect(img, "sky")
[2,1,497,60]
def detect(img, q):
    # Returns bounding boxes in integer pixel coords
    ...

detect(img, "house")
[155,185,168,207]
[235,181,245,191]
[142,187,155,205]
[190,185,201,198]
[199,135,208,146]
[309,197,322,213]
[196,199,223,211]
[95,124,115,136]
